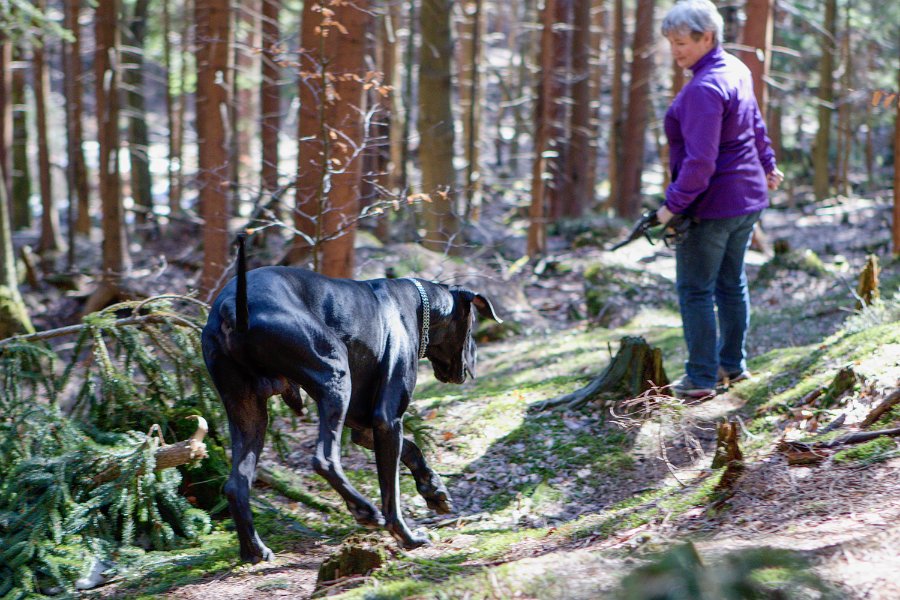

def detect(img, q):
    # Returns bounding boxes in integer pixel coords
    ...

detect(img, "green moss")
[833,437,896,465]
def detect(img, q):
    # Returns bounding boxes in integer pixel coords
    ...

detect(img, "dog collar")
[408,279,430,359]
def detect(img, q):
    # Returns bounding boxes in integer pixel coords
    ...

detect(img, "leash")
[407,279,430,359]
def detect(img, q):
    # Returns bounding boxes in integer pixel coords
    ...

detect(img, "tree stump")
[713,420,744,494]
[316,542,387,589]
[856,254,880,309]
[821,365,859,408]
[535,336,669,411]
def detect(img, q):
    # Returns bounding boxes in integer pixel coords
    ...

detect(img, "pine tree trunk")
[196,0,232,298]
[562,0,595,218]
[373,6,397,241]
[419,0,459,253]
[163,0,188,215]
[123,0,153,224]
[459,0,484,219]
[836,2,851,197]
[64,0,91,239]
[547,0,572,219]
[739,0,773,118]
[231,1,258,216]
[894,67,899,257]
[617,0,655,220]
[528,0,557,256]
[813,0,837,201]
[86,0,131,314]
[10,54,30,231]
[319,0,368,278]
[34,2,65,256]
[0,37,11,213]
[606,0,624,210]
[260,0,281,199]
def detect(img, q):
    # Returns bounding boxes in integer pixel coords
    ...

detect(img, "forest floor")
[76,195,900,599]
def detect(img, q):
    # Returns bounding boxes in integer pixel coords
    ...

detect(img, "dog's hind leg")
[351,429,453,514]
[208,361,274,563]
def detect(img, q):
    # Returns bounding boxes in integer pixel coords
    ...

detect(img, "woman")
[656,0,784,398]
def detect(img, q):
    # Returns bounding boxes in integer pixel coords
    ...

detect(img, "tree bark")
[34,0,65,256]
[617,0,655,220]
[562,0,595,218]
[63,0,92,240]
[419,0,459,253]
[893,63,899,256]
[10,53,30,231]
[123,0,153,224]
[231,0,258,216]
[739,0,773,119]
[813,0,837,201]
[606,0,624,210]
[528,0,557,256]
[0,36,11,210]
[319,0,368,278]
[260,0,281,200]
[459,0,484,218]
[196,0,232,298]
[0,40,34,338]
[86,0,131,314]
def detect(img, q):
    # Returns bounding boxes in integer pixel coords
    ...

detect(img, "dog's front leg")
[373,408,430,549]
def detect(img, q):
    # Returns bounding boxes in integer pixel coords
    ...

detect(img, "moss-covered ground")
[92,252,900,599]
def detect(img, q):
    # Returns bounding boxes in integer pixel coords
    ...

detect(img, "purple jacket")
[664,45,776,219]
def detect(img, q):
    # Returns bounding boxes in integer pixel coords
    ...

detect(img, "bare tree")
[617,0,655,220]
[85,0,131,314]
[419,0,459,252]
[196,0,232,298]
[813,0,837,201]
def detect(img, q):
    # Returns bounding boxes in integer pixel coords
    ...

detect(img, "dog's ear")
[458,290,502,323]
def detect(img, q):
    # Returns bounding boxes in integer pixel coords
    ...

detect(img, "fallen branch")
[860,388,900,428]
[779,426,900,465]
[822,426,900,448]
[92,416,209,485]
[255,464,341,513]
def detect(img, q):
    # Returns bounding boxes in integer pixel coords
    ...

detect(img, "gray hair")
[661,0,724,45]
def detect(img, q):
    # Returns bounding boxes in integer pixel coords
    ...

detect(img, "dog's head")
[426,287,502,384]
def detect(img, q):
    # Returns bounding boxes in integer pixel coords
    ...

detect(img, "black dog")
[202,237,501,562]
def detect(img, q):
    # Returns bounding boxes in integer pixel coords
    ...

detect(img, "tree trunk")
[260,0,281,200]
[231,0,258,217]
[0,40,33,337]
[534,336,669,411]
[163,0,188,215]
[419,0,459,253]
[63,0,92,244]
[196,0,232,298]
[319,0,369,278]
[813,0,836,201]
[617,0,655,220]
[528,0,557,256]
[459,0,484,219]
[606,0,624,210]
[836,1,851,197]
[739,0,773,119]
[562,0,595,218]
[0,37,9,201]
[547,0,572,219]
[123,0,153,224]
[373,5,398,241]
[894,66,900,257]
[10,53,30,231]
[290,0,326,266]
[86,0,131,314]
[34,1,65,256]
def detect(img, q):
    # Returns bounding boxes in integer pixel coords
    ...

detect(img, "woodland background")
[0,0,899,597]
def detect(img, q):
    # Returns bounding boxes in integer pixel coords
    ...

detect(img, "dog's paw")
[242,543,275,564]
[425,494,454,515]
[394,529,431,550]
[350,505,385,529]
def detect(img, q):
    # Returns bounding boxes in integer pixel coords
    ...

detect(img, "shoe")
[671,376,716,399]
[717,367,751,386]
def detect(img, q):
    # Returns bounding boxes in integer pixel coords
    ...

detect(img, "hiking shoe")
[716,367,751,386]
[671,376,716,399]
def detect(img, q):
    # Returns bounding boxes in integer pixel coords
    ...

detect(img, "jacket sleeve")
[664,84,724,215]
[752,102,776,174]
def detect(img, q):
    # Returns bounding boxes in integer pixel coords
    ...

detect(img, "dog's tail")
[235,233,249,334]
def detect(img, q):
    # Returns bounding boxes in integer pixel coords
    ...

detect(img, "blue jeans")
[675,211,761,388]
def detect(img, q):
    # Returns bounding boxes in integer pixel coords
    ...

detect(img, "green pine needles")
[0,297,220,596]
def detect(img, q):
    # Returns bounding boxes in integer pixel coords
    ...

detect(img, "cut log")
[533,336,668,411]
[92,415,208,485]
[860,388,900,428]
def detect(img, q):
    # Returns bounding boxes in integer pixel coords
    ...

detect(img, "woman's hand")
[656,205,675,225]
[767,167,784,190]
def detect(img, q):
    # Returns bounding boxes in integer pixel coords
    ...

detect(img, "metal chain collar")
[408,279,430,359]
